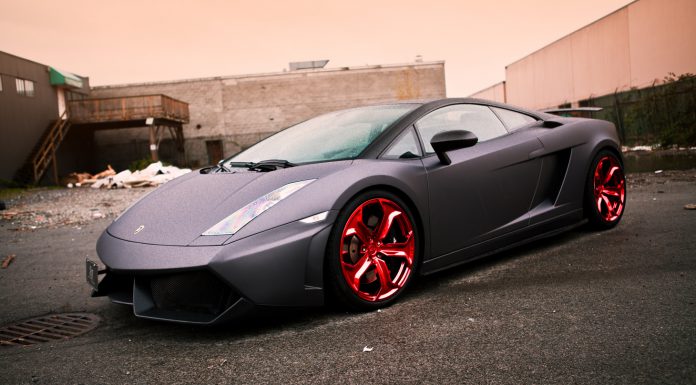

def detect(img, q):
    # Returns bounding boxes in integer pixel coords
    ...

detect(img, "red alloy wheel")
[592,155,626,222]
[339,198,415,302]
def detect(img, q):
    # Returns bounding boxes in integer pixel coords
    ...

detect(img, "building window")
[66,90,86,101]
[15,78,35,97]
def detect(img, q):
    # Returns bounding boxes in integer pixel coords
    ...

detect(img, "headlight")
[202,179,316,236]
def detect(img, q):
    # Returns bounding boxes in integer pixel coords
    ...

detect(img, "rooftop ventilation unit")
[289,60,329,71]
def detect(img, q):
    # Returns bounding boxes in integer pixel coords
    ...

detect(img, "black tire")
[325,190,420,311]
[584,150,626,230]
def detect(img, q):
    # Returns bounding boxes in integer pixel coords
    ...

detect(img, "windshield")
[224,104,417,165]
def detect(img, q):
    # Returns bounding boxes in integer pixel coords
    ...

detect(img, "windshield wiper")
[200,162,233,174]
[247,159,296,172]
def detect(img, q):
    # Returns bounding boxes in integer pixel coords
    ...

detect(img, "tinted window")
[415,104,507,153]
[382,127,422,159]
[491,107,537,131]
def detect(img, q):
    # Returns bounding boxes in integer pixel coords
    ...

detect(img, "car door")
[416,104,544,263]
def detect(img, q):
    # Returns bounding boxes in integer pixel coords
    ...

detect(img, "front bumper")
[93,213,336,324]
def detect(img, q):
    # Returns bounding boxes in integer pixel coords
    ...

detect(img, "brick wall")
[90,61,445,169]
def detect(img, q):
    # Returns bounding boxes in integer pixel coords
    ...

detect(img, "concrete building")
[470,0,696,110]
[91,61,446,169]
[0,51,90,182]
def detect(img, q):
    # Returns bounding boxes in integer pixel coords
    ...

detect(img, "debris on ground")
[2,254,15,269]
[93,165,117,179]
[685,204,696,210]
[62,162,190,189]
[362,346,374,352]
[88,162,190,189]
[0,162,189,229]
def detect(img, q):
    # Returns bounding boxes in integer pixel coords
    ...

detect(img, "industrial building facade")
[0,51,90,181]
[471,0,696,110]
[90,61,446,170]
[1,58,445,183]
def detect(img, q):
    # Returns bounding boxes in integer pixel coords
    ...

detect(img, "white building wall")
[469,81,506,103]
[503,0,696,110]
[628,0,696,87]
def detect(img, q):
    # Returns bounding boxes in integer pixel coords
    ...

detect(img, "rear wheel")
[585,150,626,229]
[326,190,418,310]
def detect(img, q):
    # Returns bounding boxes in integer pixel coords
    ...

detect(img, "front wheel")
[326,190,419,310]
[585,150,626,230]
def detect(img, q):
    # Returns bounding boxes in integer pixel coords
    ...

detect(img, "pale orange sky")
[0,0,633,97]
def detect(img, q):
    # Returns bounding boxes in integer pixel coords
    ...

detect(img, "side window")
[382,127,422,159]
[491,107,537,131]
[415,104,507,153]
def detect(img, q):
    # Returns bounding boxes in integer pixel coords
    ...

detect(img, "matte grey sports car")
[88,98,626,324]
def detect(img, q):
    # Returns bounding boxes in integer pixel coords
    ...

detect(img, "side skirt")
[420,209,585,275]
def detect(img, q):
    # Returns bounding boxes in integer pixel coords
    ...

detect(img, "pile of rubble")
[63,162,191,189]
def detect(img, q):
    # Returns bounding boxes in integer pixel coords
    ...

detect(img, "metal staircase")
[14,111,72,185]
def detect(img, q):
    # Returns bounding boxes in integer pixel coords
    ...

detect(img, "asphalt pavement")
[0,171,695,384]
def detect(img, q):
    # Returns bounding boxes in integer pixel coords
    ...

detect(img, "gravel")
[0,187,152,230]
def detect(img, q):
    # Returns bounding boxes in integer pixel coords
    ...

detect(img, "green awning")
[49,67,83,88]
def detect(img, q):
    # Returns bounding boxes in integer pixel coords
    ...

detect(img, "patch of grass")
[0,188,26,201]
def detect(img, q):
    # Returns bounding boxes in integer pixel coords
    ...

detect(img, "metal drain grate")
[0,313,101,347]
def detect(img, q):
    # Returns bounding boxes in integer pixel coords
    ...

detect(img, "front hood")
[107,161,351,246]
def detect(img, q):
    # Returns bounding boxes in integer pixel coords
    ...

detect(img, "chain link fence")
[582,73,696,146]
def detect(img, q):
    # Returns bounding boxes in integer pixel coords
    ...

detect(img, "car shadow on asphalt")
[104,227,591,341]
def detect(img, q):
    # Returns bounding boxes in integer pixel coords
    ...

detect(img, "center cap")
[366,239,380,256]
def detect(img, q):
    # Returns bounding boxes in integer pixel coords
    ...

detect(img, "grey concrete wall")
[90,61,445,169]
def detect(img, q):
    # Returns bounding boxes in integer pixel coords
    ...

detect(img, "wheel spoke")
[342,253,371,290]
[344,208,372,244]
[602,188,621,197]
[378,232,414,266]
[374,258,397,297]
[601,195,615,217]
[375,201,401,242]
[604,165,620,185]
[594,159,607,185]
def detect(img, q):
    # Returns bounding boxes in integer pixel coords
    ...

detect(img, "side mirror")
[430,130,478,165]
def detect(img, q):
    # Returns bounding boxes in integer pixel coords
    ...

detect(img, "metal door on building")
[206,140,224,165]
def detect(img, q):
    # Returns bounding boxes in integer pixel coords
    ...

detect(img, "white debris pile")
[91,162,191,189]
[65,162,191,189]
